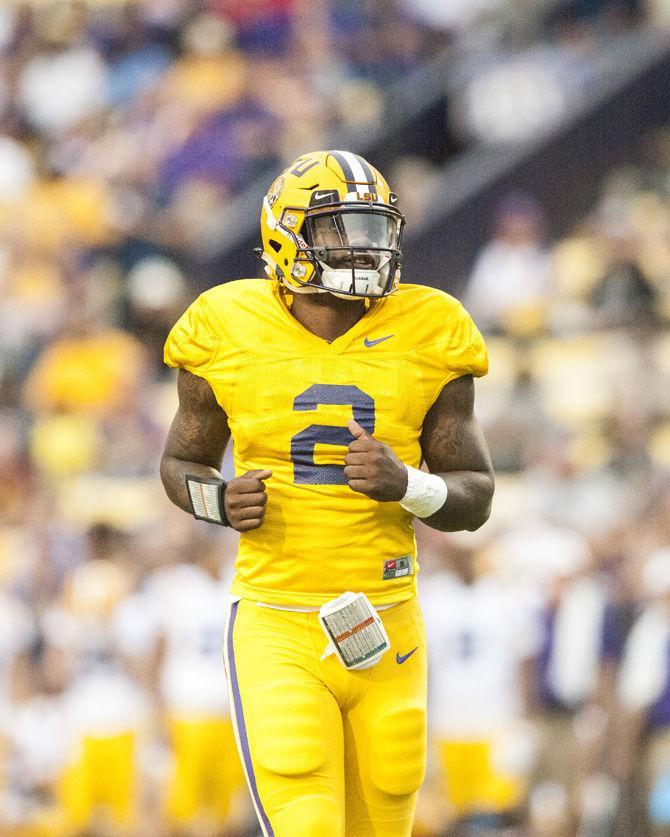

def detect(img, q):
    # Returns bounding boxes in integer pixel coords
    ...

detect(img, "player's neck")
[289,293,367,343]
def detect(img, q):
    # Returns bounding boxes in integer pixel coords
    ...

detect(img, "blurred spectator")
[462,54,569,144]
[0,134,35,200]
[530,543,610,818]
[400,0,506,34]
[589,240,659,331]
[614,548,670,835]
[482,357,551,472]
[125,255,188,364]
[0,588,35,708]
[18,45,108,137]
[465,192,552,336]
[389,155,441,228]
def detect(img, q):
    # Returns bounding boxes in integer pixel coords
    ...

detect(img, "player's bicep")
[420,375,493,477]
[162,368,230,468]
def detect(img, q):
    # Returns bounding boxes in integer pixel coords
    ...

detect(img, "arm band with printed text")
[186,475,229,526]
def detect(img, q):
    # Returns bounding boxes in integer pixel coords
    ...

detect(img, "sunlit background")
[1,1,670,835]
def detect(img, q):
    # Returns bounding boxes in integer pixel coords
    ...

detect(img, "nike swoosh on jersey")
[364,334,394,347]
[396,647,418,665]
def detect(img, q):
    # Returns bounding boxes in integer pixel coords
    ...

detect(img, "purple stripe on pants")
[227,600,274,836]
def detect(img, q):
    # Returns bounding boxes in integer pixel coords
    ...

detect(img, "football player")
[160,150,495,837]
[420,542,540,829]
[41,559,150,836]
[143,542,247,832]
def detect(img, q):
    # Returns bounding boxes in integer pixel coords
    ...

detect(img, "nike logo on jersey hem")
[364,334,394,347]
[396,647,418,664]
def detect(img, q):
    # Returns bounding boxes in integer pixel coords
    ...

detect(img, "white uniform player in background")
[38,559,151,836]
[3,683,69,835]
[142,536,248,835]
[419,538,540,832]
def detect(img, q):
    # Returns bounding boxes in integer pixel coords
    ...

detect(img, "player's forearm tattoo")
[160,370,230,512]
[423,411,476,469]
[419,375,494,532]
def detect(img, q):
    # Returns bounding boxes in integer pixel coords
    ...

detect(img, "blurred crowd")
[1,1,670,836]
[0,0,456,297]
[413,129,670,836]
[0,0,658,303]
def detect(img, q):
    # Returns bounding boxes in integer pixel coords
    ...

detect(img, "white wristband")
[399,466,448,518]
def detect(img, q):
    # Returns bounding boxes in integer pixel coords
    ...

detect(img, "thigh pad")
[368,706,426,796]
[252,682,330,777]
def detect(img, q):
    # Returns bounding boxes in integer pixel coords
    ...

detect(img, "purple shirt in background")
[648,643,670,730]
[159,99,281,197]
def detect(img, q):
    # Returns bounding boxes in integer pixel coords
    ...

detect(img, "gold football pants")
[166,715,246,823]
[58,731,136,829]
[223,596,427,836]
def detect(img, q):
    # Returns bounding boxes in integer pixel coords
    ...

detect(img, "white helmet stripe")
[339,150,373,198]
[330,150,375,198]
[351,153,376,189]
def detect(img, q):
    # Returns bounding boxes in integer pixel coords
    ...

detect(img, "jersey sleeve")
[414,293,488,410]
[164,293,220,375]
[439,301,488,381]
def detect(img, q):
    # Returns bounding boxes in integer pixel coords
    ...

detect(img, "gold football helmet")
[259,150,404,299]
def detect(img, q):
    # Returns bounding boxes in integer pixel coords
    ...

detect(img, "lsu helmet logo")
[266,175,284,208]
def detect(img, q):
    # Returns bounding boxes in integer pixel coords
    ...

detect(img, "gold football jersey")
[164,279,487,607]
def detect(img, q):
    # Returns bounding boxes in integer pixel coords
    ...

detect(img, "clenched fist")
[344,420,408,502]
[224,469,271,532]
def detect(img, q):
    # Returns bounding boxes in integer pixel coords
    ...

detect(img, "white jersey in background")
[421,571,541,739]
[4,694,69,799]
[618,603,670,713]
[146,562,233,717]
[40,594,151,737]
